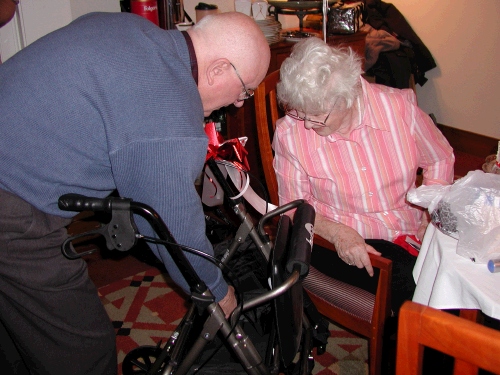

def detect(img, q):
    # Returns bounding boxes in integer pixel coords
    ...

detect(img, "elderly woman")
[273,37,454,313]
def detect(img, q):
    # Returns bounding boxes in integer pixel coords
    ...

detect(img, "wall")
[389,0,499,139]
[0,0,120,60]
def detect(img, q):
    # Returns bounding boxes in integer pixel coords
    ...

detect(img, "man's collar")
[181,31,198,85]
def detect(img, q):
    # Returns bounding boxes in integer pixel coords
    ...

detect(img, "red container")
[131,0,159,26]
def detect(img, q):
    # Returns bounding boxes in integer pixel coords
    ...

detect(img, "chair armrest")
[313,234,393,321]
[369,253,392,270]
[310,233,393,333]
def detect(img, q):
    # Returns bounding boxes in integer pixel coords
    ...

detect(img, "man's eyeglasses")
[229,62,254,101]
[285,108,333,127]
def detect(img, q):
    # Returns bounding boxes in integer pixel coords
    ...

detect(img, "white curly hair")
[277,37,363,115]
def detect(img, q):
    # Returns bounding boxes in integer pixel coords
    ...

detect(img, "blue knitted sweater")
[0,12,227,301]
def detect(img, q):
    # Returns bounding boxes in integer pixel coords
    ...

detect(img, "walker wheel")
[122,345,163,375]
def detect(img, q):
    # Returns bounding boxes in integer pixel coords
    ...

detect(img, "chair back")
[396,301,500,375]
[254,69,281,205]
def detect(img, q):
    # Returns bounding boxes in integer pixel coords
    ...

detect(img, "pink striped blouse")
[272,78,455,241]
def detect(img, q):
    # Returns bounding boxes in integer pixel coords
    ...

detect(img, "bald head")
[187,12,271,116]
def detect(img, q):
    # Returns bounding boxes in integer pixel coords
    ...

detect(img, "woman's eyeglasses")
[285,108,333,127]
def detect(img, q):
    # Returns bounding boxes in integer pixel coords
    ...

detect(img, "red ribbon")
[204,122,250,171]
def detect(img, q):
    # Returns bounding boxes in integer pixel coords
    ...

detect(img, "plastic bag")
[406,184,451,214]
[408,170,500,263]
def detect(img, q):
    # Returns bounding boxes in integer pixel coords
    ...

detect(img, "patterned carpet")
[98,268,369,375]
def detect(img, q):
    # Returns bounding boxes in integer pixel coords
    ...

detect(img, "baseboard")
[436,124,498,158]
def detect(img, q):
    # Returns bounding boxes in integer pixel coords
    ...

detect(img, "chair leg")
[369,334,383,375]
[454,309,480,375]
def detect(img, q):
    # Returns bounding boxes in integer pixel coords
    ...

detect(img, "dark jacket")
[364,0,436,87]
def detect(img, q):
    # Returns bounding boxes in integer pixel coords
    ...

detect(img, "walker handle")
[58,193,116,213]
[286,202,315,277]
[58,194,138,258]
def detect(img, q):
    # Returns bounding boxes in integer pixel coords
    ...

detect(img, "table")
[413,223,500,320]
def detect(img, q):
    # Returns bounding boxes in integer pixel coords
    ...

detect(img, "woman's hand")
[315,215,381,276]
[331,225,381,276]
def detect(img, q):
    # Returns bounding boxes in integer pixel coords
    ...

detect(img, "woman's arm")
[407,91,455,186]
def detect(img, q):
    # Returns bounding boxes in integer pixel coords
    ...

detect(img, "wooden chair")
[254,69,393,375]
[396,301,500,375]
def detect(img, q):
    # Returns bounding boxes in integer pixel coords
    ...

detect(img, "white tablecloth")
[413,223,500,319]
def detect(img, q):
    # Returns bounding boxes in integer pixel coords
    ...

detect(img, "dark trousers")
[0,189,116,375]
[311,239,417,314]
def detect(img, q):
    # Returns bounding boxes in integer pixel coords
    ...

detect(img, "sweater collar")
[181,31,198,85]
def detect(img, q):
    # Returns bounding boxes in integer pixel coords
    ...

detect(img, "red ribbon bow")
[204,122,250,171]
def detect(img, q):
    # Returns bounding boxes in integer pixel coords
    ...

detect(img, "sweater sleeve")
[109,138,228,302]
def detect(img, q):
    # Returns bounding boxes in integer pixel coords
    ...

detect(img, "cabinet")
[226,31,367,183]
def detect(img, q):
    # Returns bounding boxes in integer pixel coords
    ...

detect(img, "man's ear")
[206,58,231,86]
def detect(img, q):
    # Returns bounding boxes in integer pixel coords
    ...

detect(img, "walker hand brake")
[59,194,139,259]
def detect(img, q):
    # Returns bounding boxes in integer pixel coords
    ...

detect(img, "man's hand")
[218,285,237,319]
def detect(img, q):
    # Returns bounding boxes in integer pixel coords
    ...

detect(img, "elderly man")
[0,11,270,374]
